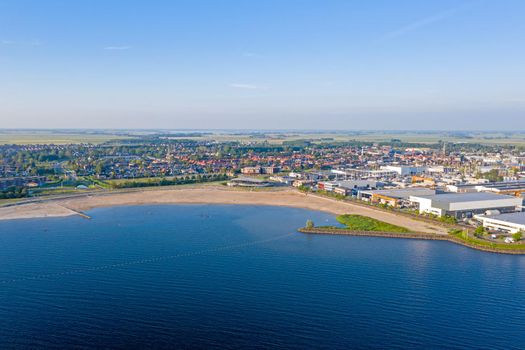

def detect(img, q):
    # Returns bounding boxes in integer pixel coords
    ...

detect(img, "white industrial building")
[426,166,456,174]
[331,168,398,179]
[447,180,525,195]
[358,187,436,207]
[474,211,525,234]
[380,165,426,176]
[319,180,382,192]
[409,192,523,219]
[446,182,489,193]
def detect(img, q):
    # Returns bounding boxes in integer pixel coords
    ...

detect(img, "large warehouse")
[447,180,525,196]
[409,192,523,218]
[358,188,436,207]
[474,211,525,234]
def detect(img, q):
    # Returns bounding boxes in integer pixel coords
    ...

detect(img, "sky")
[1,0,524,130]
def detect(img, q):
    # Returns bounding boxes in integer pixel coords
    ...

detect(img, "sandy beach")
[0,187,448,234]
[0,202,78,221]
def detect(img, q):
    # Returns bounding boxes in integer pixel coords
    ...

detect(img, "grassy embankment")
[301,214,525,254]
[334,214,410,233]
[315,214,411,233]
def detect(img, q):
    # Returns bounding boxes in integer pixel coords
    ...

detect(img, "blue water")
[1,205,525,349]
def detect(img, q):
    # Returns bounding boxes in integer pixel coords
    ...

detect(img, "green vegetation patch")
[448,229,525,251]
[0,186,29,199]
[104,174,229,189]
[336,214,410,233]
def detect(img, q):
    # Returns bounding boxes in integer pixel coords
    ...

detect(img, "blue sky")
[1,0,524,130]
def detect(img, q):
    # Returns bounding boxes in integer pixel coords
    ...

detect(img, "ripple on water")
[1,204,524,350]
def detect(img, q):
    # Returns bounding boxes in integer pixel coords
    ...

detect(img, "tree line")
[110,174,229,189]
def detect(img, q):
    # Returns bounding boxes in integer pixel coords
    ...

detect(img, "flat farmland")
[176,131,525,146]
[0,131,132,145]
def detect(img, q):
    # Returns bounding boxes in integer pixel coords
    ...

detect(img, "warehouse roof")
[483,211,525,225]
[415,192,518,203]
[361,187,435,199]
[484,180,525,188]
[413,192,523,211]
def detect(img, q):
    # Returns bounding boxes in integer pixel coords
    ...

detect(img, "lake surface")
[1,204,525,349]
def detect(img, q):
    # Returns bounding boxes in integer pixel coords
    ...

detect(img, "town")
[1,132,525,243]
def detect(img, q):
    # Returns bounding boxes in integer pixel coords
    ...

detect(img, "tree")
[306,219,314,229]
[95,162,104,175]
[482,169,503,182]
[512,231,523,242]
[298,185,310,193]
[475,226,485,237]
[439,215,457,224]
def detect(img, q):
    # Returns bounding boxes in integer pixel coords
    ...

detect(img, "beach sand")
[0,187,448,234]
[0,202,77,221]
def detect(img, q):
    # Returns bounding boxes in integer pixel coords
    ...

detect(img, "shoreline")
[0,187,448,234]
[298,227,525,255]
[2,186,524,254]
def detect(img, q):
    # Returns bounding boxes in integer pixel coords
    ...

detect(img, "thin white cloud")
[230,83,260,90]
[242,52,261,58]
[1,39,44,46]
[28,40,44,46]
[379,6,465,41]
[104,45,132,50]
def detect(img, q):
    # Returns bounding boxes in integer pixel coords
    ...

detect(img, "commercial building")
[476,180,525,196]
[380,165,426,176]
[318,180,383,196]
[426,166,456,174]
[292,179,316,188]
[289,172,321,181]
[447,180,525,195]
[240,166,281,175]
[358,188,436,207]
[227,176,272,187]
[241,166,262,175]
[474,211,525,234]
[333,187,351,196]
[269,175,294,185]
[410,192,523,218]
[319,180,381,191]
[261,166,281,175]
[331,168,398,179]
[446,182,487,193]
[411,175,435,187]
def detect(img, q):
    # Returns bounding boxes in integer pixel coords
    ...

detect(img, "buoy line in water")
[0,232,294,285]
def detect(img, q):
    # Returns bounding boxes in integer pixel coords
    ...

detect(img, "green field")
[0,131,132,145]
[335,214,410,233]
[1,130,525,146]
[170,131,525,146]
[342,132,525,146]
